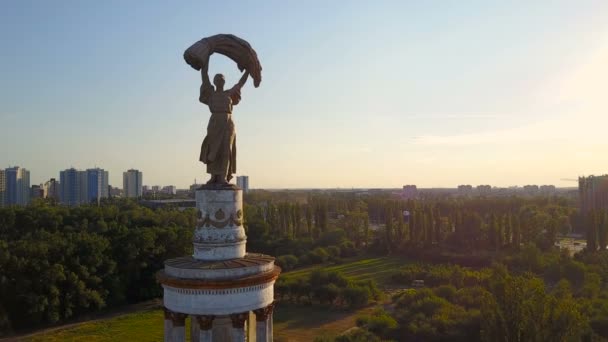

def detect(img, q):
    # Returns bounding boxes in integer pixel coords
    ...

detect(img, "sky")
[1,1,608,189]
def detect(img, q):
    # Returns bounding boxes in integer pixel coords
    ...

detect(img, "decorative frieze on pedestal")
[158,185,281,341]
[193,188,246,261]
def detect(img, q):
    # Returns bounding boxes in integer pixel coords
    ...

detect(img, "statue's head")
[213,74,225,89]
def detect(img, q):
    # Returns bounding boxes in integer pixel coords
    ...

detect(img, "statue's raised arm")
[199,55,212,105]
[184,34,262,186]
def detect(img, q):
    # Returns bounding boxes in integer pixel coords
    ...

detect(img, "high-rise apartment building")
[236,175,249,192]
[123,169,143,198]
[60,168,82,206]
[0,170,5,208]
[5,167,30,206]
[85,168,109,203]
[60,168,110,206]
[579,175,608,214]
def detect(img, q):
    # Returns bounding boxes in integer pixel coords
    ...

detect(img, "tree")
[512,214,521,249]
[305,204,313,238]
[384,207,393,253]
[597,210,608,251]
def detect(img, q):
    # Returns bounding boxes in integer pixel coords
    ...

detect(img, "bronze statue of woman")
[198,54,249,185]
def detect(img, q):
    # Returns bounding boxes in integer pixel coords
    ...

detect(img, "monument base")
[157,253,280,341]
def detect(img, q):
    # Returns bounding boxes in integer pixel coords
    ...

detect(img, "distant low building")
[162,185,177,195]
[31,184,44,199]
[477,185,492,196]
[110,186,123,197]
[237,176,249,192]
[523,185,539,196]
[402,185,418,199]
[44,178,60,201]
[458,184,473,197]
[540,185,556,196]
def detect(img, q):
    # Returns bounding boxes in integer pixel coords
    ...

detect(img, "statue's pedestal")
[193,188,247,260]
[157,186,280,342]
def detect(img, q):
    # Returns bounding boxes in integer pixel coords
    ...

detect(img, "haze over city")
[2,1,608,188]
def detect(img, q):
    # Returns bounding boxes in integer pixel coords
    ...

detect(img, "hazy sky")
[2,1,608,188]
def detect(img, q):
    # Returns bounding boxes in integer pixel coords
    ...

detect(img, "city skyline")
[2,1,608,188]
[1,163,585,191]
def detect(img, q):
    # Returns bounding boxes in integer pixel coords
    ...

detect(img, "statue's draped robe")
[199,84,241,179]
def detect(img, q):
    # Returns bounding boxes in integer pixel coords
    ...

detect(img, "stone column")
[196,315,215,342]
[229,312,248,342]
[212,316,232,341]
[267,303,275,342]
[253,303,274,342]
[163,308,173,342]
[191,315,200,341]
[170,312,186,342]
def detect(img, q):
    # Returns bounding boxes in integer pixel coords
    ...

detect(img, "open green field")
[281,256,409,286]
[19,256,405,342]
[25,310,171,342]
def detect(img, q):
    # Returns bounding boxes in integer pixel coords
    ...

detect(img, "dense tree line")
[244,192,577,260]
[0,199,194,335]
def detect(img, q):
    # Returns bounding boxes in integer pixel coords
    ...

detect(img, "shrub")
[343,285,370,308]
[356,308,397,337]
[309,247,330,264]
[434,285,457,301]
[276,254,298,271]
[327,245,341,258]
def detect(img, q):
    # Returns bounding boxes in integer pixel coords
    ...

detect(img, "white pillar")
[253,303,274,342]
[212,316,232,341]
[170,312,186,342]
[163,308,173,342]
[196,315,215,342]
[191,315,200,341]
[172,326,185,342]
[267,312,273,342]
[256,321,267,342]
[199,329,213,342]
[229,312,248,342]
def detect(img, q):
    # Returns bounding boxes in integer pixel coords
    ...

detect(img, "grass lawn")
[25,310,173,342]
[282,256,409,286]
[20,256,406,341]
